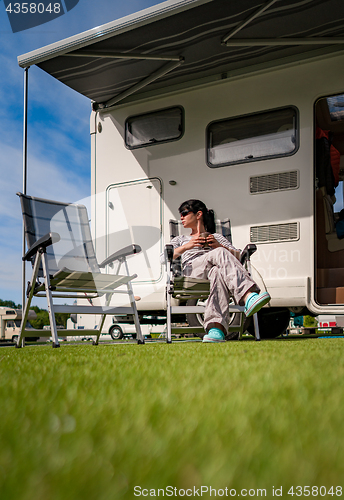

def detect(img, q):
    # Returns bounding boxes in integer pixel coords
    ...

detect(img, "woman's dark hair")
[178,199,216,233]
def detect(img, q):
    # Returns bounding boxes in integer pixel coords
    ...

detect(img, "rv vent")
[250,171,299,194]
[250,222,299,244]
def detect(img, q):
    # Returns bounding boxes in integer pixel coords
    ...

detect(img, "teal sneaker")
[203,328,226,343]
[244,292,271,317]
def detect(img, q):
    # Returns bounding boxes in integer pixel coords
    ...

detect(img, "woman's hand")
[173,233,204,259]
[206,234,221,249]
[188,233,205,248]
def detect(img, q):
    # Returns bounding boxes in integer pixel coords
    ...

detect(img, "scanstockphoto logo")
[3,0,79,33]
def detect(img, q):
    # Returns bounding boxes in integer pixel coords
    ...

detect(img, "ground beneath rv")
[1,336,344,500]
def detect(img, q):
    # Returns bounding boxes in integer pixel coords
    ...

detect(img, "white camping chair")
[164,219,261,343]
[17,193,144,348]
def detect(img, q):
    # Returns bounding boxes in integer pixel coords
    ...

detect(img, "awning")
[18,0,344,110]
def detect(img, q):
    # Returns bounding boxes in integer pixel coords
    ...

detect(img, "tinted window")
[207,107,298,167]
[125,107,184,149]
[327,94,344,122]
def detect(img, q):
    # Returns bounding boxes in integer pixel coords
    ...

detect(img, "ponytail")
[205,208,216,233]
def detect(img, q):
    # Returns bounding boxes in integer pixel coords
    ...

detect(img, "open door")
[315,93,344,305]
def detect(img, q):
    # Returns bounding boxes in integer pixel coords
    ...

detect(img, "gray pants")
[189,247,258,333]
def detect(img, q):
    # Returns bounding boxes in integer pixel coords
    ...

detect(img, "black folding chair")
[17,193,144,347]
[164,219,261,343]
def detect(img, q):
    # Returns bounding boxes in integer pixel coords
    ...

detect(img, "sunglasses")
[180,209,192,218]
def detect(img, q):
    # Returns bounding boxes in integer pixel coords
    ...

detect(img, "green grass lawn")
[0,339,343,500]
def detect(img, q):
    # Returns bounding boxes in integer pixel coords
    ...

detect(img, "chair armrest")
[165,244,174,264]
[165,244,182,276]
[240,244,257,265]
[23,232,60,261]
[98,244,141,268]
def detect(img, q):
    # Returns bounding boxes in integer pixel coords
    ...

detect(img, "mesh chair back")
[219,218,232,244]
[18,193,99,276]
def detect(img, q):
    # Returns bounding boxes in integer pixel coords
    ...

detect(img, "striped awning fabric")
[18,0,344,108]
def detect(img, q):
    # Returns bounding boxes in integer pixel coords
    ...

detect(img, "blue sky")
[0,0,162,306]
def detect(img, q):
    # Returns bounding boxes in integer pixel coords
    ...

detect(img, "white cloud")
[0,137,90,305]
[28,153,90,201]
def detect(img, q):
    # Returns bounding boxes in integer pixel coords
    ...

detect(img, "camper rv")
[18,0,344,338]
[0,307,37,342]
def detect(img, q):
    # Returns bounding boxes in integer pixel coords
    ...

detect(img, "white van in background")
[66,316,166,341]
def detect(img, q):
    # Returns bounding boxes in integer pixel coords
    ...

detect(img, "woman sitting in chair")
[170,199,270,343]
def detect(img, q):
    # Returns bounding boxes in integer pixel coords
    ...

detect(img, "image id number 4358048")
[5,3,61,13]
[286,486,342,496]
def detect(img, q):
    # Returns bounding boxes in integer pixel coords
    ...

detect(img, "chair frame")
[17,193,144,348]
[164,241,261,343]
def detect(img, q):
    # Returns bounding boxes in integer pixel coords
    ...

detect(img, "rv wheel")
[186,299,248,340]
[109,325,124,340]
[248,307,290,339]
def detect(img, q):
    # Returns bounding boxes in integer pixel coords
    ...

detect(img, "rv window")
[206,107,298,168]
[327,94,344,122]
[125,107,184,149]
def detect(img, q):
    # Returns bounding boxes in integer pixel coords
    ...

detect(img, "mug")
[199,232,210,249]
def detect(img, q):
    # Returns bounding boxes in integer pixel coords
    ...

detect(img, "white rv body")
[88,52,344,330]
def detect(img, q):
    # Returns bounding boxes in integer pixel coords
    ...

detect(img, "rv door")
[106,178,162,283]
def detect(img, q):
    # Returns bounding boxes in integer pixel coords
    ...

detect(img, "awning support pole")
[96,57,184,110]
[222,0,279,44]
[23,68,28,195]
[22,67,29,320]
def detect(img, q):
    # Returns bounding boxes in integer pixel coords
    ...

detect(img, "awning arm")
[65,51,181,62]
[224,38,344,47]
[221,0,278,44]
[94,56,184,111]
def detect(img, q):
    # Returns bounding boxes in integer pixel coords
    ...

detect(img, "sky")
[0,0,162,306]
